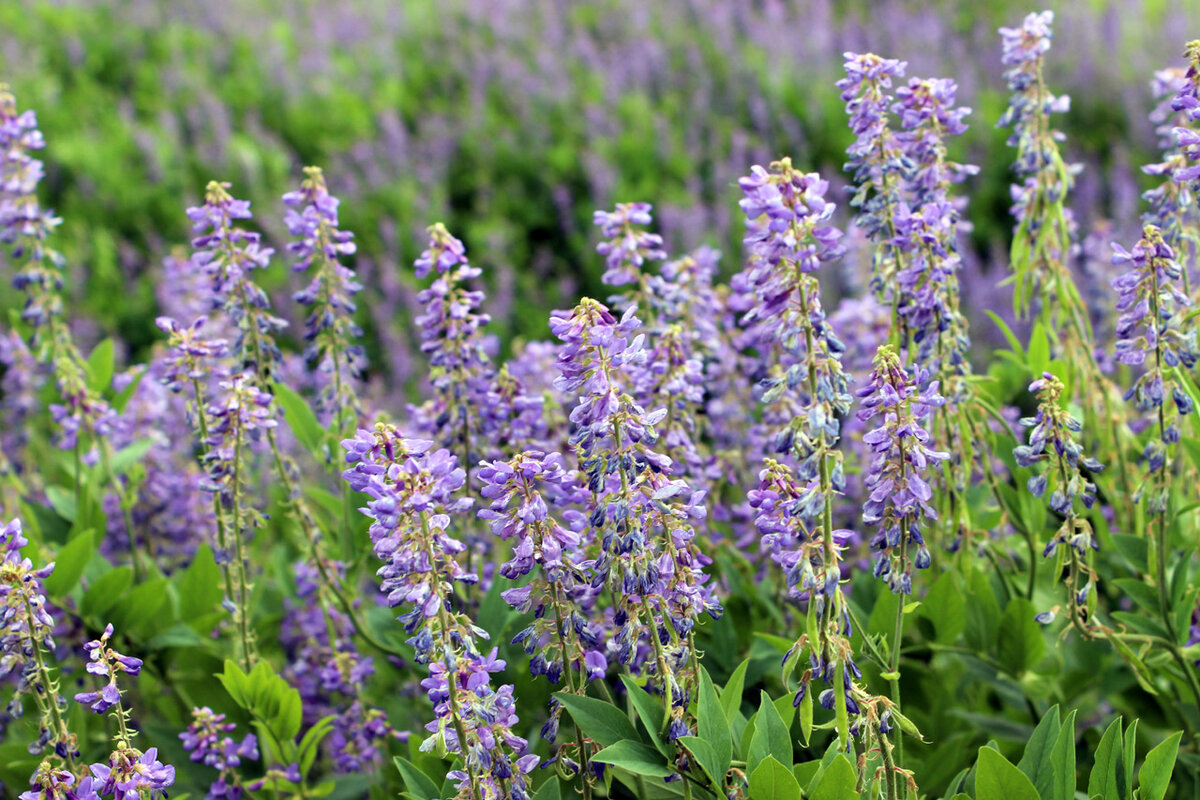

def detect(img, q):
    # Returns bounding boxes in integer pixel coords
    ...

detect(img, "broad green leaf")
[531,779,562,800]
[86,338,115,392]
[394,756,440,800]
[1138,731,1182,800]
[678,736,724,789]
[1087,718,1124,800]
[42,529,94,598]
[748,691,792,772]
[298,716,336,775]
[1016,705,1061,799]
[976,746,1039,800]
[809,753,857,800]
[591,740,674,778]
[719,658,750,749]
[80,565,133,619]
[177,544,223,620]
[1051,710,1078,800]
[997,597,1045,675]
[554,693,641,748]
[921,571,966,643]
[1122,719,1138,800]
[273,381,327,460]
[109,439,155,474]
[748,755,801,800]
[697,667,732,776]
[620,675,666,754]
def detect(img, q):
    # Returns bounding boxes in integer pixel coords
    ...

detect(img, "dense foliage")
[3,6,1200,800]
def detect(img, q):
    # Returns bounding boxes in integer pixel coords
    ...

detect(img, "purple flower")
[20,763,99,800]
[283,167,365,425]
[89,746,175,800]
[856,346,948,594]
[74,624,142,715]
[594,202,666,286]
[180,706,258,797]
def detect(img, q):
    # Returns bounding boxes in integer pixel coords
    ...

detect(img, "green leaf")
[42,529,95,598]
[218,660,251,708]
[1110,535,1148,572]
[1138,730,1182,800]
[86,338,115,392]
[109,439,155,474]
[1027,323,1050,376]
[921,571,966,643]
[80,565,133,619]
[748,755,801,800]
[176,544,223,620]
[531,779,561,800]
[678,736,725,789]
[554,693,641,748]
[986,311,1026,357]
[976,746,1040,800]
[393,756,440,800]
[797,684,813,747]
[1051,710,1078,800]
[44,486,77,523]
[298,716,336,775]
[1122,718,1138,800]
[591,740,674,778]
[1016,704,1061,799]
[997,597,1045,675]
[1087,718,1124,800]
[111,367,148,413]
[620,676,667,754]
[748,691,792,772]
[809,753,858,800]
[273,381,327,460]
[697,668,732,776]
[720,658,750,749]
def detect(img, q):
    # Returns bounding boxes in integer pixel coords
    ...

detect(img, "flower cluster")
[74,625,142,715]
[1016,373,1103,628]
[1171,41,1200,193]
[342,425,538,798]
[283,166,365,425]
[180,706,259,799]
[0,518,77,760]
[188,181,286,381]
[593,202,666,287]
[856,346,948,594]
[1111,225,1197,510]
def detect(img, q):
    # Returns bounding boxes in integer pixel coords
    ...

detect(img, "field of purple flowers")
[3,4,1200,800]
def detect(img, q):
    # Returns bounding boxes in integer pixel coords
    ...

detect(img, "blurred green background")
[1,0,1196,375]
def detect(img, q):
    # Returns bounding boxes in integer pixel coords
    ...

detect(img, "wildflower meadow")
[3,4,1200,800]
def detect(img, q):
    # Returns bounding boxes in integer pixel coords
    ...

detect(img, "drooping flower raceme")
[1143,64,1199,274]
[1171,41,1200,196]
[180,706,259,799]
[593,202,667,289]
[551,298,720,743]
[283,166,365,426]
[857,346,948,595]
[74,624,142,715]
[1111,225,1197,512]
[188,181,286,382]
[0,518,77,761]
[342,425,538,799]
[1015,372,1104,627]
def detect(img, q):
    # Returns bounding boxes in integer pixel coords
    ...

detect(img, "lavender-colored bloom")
[0,519,77,760]
[594,202,666,287]
[180,706,258,799]
[201,375,278,495]
[1112,225,1197,511]
[73,624,142,715]
[283,166,365,424]
[188,181,286,381]
[155,316,230,393]
[1171,41,1200,193]
[857,346,948,594]
[342,425,538,796]
[1143,63,1199,266]
[89,746,175,800]
[20,763,99,800]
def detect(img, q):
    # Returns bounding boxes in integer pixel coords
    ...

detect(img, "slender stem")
[230,413,254,671]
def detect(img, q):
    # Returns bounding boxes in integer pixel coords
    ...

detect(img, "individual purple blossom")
[73,624,142,715]
[283,166,365,426]
[88,746,175,800]
[201,375,278,494]
[593,202,666,287]
[857,345,948,594]
[154,316,230,393]
[180,706,258,799]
